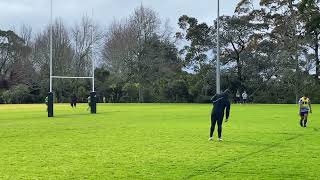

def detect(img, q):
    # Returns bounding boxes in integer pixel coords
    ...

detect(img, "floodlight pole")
[48,0,54,117]
[91,9,95,93]
[216,0,221,94]
[50,0,53,93]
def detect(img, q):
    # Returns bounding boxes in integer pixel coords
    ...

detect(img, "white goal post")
[48,0,96,117]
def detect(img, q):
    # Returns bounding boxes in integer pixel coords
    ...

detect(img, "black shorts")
[300,111,308,116]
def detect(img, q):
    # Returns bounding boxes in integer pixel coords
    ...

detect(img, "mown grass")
[0,103,319,179]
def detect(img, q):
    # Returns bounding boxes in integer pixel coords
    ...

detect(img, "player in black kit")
[209,89,231,141]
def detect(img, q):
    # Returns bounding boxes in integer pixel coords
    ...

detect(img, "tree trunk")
[295,54,299,104]
[315,33,319,79]
[236,56,242,84]
[288,0,299,104]
[138,86,144,103]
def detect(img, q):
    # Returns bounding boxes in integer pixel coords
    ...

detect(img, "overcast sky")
[0,0,240,34]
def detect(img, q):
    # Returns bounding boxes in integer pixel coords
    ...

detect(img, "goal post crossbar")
[52,76,93,79]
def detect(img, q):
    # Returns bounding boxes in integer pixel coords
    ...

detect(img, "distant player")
[209,89,231,141]
[87,95,91,111]
[71,94,77,108]
[242,91,248,103]
[298,94,312,127]
[235,90,240,104]
[45,96,48,112]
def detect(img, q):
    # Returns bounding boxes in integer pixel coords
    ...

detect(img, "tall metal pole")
[216,0,221,94]
[90,8,97,114]
[48,0,54,117]
[50,0,53,92]
[91,9,95,92]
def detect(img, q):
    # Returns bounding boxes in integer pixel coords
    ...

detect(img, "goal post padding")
[48,92,54,117]
[90,91,97,114]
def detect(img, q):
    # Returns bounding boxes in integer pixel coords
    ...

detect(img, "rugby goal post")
[48,0,96,117]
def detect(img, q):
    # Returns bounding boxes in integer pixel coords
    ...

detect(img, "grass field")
[0,103,319,179]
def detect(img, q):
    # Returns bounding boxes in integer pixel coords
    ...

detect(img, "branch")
[231,40,240,58]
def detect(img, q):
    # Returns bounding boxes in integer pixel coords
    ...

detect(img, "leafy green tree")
[177,15,214,72]
[1,84,30,103]
[299,0,320,78]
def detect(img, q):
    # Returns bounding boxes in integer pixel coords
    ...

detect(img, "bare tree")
[19,25,32,46]
[71,15,102,77]
[0,29,33,88]
[103,5,174,102]
[32,19,74,101]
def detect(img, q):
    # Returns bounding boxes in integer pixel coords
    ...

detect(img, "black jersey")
[210,93,230,119]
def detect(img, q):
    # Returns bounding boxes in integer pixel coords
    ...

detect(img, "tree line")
[0,0,319,104]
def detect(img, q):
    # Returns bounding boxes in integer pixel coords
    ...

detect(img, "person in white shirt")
[242,91,248,103]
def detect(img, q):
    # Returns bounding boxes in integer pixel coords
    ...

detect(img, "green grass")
[0,103,319,179]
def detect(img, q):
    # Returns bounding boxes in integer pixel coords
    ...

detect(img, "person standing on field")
[45,96,48,112]
[71,94,77,108]
[298,94,312,127]
[209,89,231,141]
[242,91,248,104]
[87,95,91,111]
[235,90,241,104]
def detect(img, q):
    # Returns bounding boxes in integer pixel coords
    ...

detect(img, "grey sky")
[0,0,240,34]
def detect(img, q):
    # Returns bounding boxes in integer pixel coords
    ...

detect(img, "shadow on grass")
[53,113,98,118]
[185,134,302,179]
[53,110,129,118]
[6,109,130,121]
